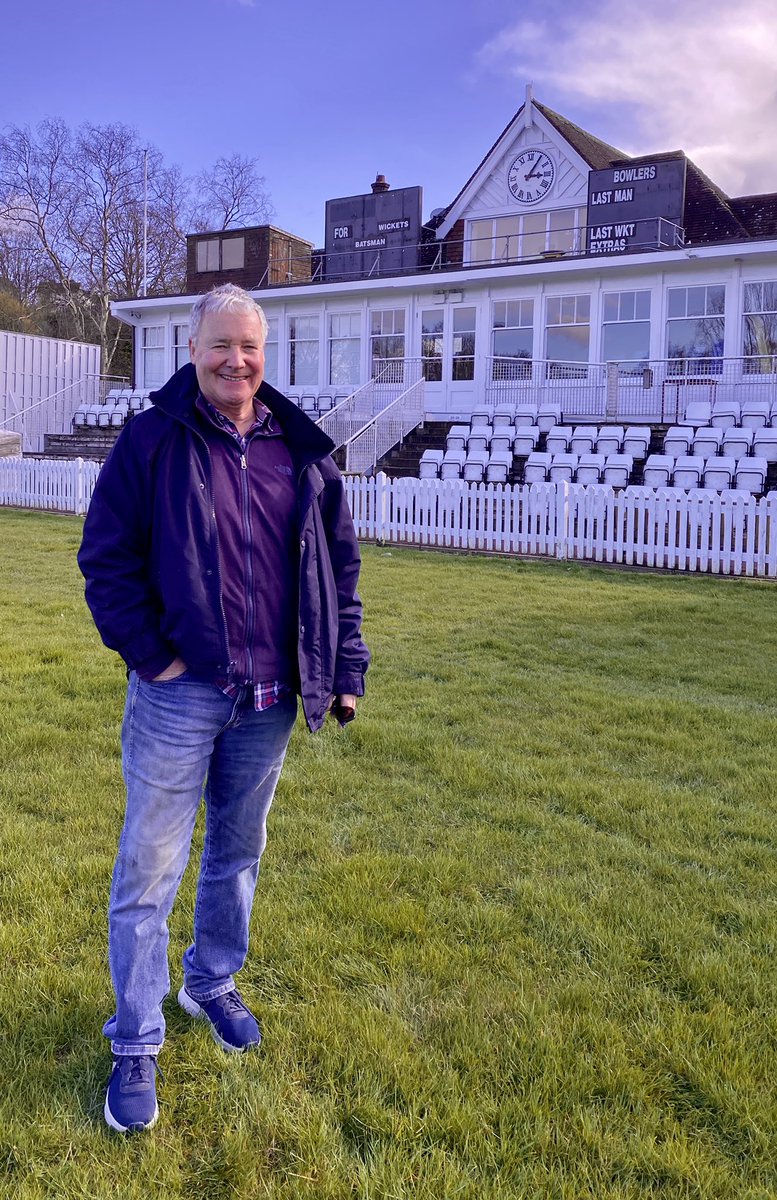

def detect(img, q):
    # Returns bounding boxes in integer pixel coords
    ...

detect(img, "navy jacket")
[78,364,369,731]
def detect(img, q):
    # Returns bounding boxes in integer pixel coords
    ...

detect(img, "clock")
[508,149,555,205]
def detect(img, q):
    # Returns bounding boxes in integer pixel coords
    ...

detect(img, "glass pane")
[560,296,576,324]
[706,285,725,314]
[523,212,546,234]
[520,298,534,327]
[330,338,360,386]
[492,302,507,329]
[394,311,405,334]
[265,317,278,340]
[762,282,777,313]
[263,343,278,386]
[576,295,590,323]
[143,326,164,348]
[453,307,475,333]
[603,321,650,364]
[667,289,686,319]
[635,291,651,320]
[493,329,533,359]
[667,317,724,360]
[546,324,589,364]
[687,287,706,317]
[451,358,474,381]
[546,297,561,326]
[744,283,761,314]
[549,208,572,231]
[143,348,165,387]
[422,308,444,335]
[603,294,619,322]
[744,313,777,357]
[221,237,244,270]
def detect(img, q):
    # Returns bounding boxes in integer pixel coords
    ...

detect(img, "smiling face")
[189,308,266,422]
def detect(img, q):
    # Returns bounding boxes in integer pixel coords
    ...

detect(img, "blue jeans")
[103,672,297,1056]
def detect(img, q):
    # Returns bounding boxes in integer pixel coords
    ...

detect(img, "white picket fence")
[1,458,776,577]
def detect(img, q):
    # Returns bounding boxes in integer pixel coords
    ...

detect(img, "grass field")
[1,507,776,1199]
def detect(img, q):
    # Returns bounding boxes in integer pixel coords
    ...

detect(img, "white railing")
[484,355,777,423]
[2,461,776,577]
[317,358,424,451]
[0,374,129,453]
[0,456,101,514]
[344,375,425,474]
[343,475,777,577]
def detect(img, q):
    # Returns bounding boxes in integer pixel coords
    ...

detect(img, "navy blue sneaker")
[177,986,261,1052]
[104,1055,160,1133]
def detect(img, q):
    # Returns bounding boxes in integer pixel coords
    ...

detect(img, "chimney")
[371,173,390,193]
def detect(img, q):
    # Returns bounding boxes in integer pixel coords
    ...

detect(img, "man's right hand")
[151,657,188,682]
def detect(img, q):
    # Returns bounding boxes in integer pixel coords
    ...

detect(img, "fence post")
[375,471,389,543]
[74,457,85,515]
[555,480,571,560]
[605,363,619,420]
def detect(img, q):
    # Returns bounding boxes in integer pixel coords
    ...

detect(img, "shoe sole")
[103,1096,159,1134]
[177,986,258,1053]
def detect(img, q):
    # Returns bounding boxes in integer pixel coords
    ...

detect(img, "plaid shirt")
[202,396,292,713]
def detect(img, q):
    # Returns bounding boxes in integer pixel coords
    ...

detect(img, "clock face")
[508,149,555,205]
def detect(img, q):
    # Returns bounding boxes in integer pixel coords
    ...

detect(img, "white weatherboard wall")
[0,330,101,451]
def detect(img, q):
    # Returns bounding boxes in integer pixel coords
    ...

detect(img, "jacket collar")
[150,363,337,469]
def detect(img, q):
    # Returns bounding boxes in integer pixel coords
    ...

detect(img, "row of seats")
[447,424,652,459]
[470,403,561,432]
[421,448,515,483]
[73,389,153,429]
[643,455,768,491]
[663,424,777,462]
[288,393,345,416]
[680,397,777,429]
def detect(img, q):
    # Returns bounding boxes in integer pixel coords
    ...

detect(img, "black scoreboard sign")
[586,159,687,254]
[325,186,422,279]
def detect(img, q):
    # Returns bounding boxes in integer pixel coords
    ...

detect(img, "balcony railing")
[251,216,686,290]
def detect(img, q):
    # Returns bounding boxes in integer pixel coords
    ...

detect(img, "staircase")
[375,421,453,477]
[38,427,122,462]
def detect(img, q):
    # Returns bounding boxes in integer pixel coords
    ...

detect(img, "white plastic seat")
[663,426,693,456]
[537,402,561,433]
[512,425,540,455]
[622,426,650,459]
[440,449,466,480]
[692,427,724,457]
[753,427,777,463]
[513,403,538,425]
[317,394,334,413]
[489,429,513,453]
[576,453,605,484]
[545,425,573,454]
[72,406,89,428]
[710,399,741,429]
[570,425,597,455]
[446,425,470,453]
[141,395,154,411]
[110,401,129,427]
[722,427,754,459]
[300,394,318,415]
[523,451,552,483]
[84,403,101,427]
[596,426,625,455]
[419,449,443,479]
[493,404,515,428]
[740,399,771,429]
[673,455,705,488]
[548,452,578,483]
[470,406,494,428]
[643,454,674,487]
[703,456,736,489]
[681,400,712,427]
[735,456,768,493]
[602,453,633,487]
[463,449,489,482]
[127,391,144,413]
[466,427,492,453]
[97,404,112,428]
[486,449,513,483]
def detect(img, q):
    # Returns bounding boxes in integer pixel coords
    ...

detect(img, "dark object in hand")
[331,701,356,726]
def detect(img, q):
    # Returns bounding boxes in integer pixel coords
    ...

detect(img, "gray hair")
[189,284,268,346]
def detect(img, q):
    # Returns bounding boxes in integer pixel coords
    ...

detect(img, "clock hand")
[525,166,543,181]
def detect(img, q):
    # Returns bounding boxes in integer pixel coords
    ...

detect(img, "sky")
[2,0,776,245]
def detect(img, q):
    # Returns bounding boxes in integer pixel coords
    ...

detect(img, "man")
[78,283,369,1133]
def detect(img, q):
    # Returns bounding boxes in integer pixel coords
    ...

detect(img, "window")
[196,236,245,272]
[666,285,724,372]
[545,295,590,376]
[370,309,405,379]
[602,290,651,368]
[468,208,587,264]
[289,315,319,387]
[264,317,279,387]
[421,308,443,382]
[451,306,476,381]
[492,299,533,378]
[142,326,165,388]
[743,282,777,372]
[329,313,361,386]
[173,324,190,372]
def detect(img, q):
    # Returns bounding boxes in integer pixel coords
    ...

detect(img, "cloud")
[476,0,777,196]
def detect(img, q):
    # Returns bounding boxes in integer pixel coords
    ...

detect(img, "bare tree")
[193,153,274,231]
[0,122,274,372]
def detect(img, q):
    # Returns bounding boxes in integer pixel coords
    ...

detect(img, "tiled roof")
[533,102,627,168]
[729,194,777,239]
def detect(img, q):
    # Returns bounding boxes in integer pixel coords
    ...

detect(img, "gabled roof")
[429,99,628,234]
[729,193,777,239]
